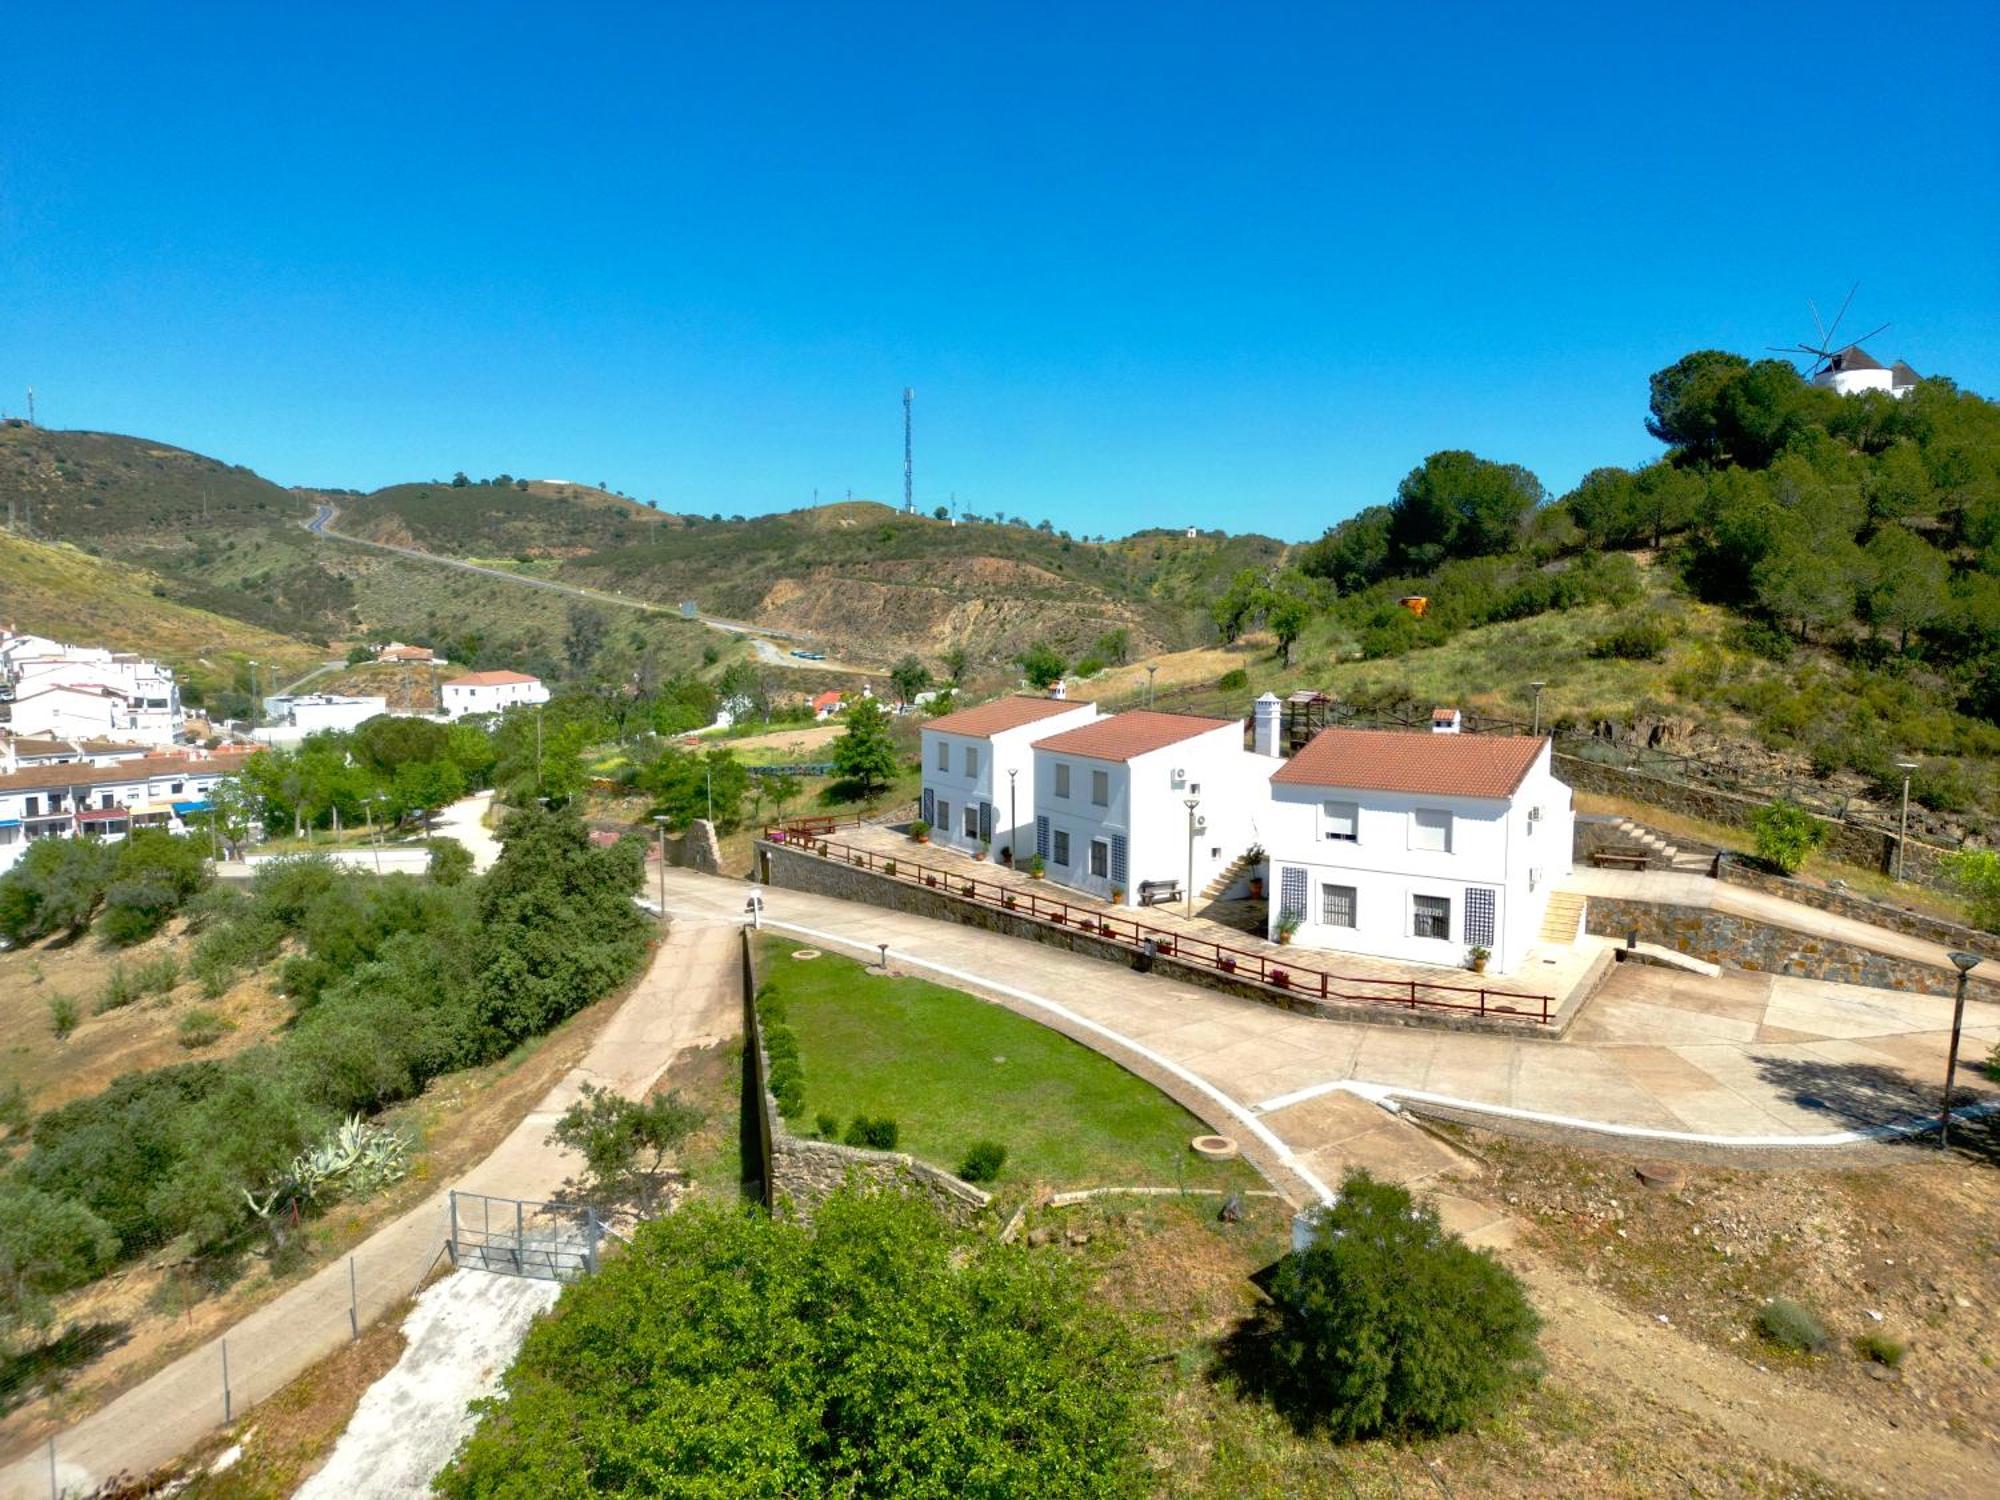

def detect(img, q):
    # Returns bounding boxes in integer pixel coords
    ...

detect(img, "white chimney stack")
[1050,679,1067,700]
[1431,707,1462,734]
[1252,692,1282,757]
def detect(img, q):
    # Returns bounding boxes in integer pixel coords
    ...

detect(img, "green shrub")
[131,953,181,996]
[1755,1297,1829,1353]
[1853,1330,1906,1367]
[427,837,475,886]
[1217,667,1249,691]
[96,964,139,1014]
[958,1140,1008,1182]
[815,1111,840,1139]
[1589,619,1670,661]
[1266,1170,1542,1440]
[1750,799,1827,876]
[436,1191,1144,1497]
[0,1080,30,1141]
[46,993,80,1041]
[1942,849,2000,933]
[177,1008,234,1050]
[845,1114,900,1151]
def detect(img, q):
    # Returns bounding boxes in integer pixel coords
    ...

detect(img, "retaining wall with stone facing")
[1715,857,2000,963]
[759,840,1590,1037]
[1583,896,1999,999]
[1555,754,1953,887]
[738,927,990,1224]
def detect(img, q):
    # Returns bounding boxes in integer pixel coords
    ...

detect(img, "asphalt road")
[300,503,879,673]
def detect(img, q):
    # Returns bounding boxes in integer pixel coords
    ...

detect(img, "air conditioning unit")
[1527,806,1542,822]
[1171,767,1187,783]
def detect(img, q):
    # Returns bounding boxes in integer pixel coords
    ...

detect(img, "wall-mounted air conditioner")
[1171,767,1186,783]
[1527,806,1542,822]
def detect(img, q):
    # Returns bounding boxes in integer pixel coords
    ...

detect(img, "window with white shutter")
[935,739,949,771]
[1411,809,1452,853]
[1091,768,1109,806]
[1054,763,1071,798]
[965,746,979,777]
[1322,800,1358,842]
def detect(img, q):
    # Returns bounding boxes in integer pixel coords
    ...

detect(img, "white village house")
[439,670,549,720]
[1028,710,1267,907]
[1260,710,1573,974]
[254,693,390,747]
[0,748,251,875]
[1811,345,1921,400]
[1,631,185,747]
[918,695,1099,860]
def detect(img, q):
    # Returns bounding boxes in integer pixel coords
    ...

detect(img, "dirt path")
[0,922,742,1500]
[1519,1252,2000,1498]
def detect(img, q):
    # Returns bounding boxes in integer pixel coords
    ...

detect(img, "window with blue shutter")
[1279,866,1307,920]
[921,788,935,826]
[1036,815,1050,859]
[1110,834,1127,886]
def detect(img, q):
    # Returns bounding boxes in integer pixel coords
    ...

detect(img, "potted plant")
[1467,945,1490,974]
[960,881,977,896]
[999,845,1012,867]
[1246,844,1267,900]
[975,840,990,862]
[1028,854,1045,879]
[909,819,930,844]
[883,858,897,877]
[1276,910,1302,945]
[1218,954,1237,973]
[1110,886,1124,905]
[1001,893,1018,910]
[924,874,939,888]
[1270,968,1291,989]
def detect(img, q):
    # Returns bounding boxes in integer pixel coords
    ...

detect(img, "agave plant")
[244,1115,410,1218]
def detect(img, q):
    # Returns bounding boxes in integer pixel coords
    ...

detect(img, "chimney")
[2,736,16,776]
[1252,692,1282,757]
[1431,707,1461,734]
[1050,679,1067,700]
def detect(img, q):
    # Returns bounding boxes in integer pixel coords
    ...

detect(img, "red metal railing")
[762,825,1554,1024]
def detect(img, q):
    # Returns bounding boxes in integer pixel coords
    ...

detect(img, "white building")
[254,694,389,746]
[0,736,153,771]
[1812,346,1921,400]
[1,634,184,746]
[1028,710,1264,907]
[439,670,549,720]
[1262,722,1573,974]
[919,695,1100,860]
[0,749,252,875]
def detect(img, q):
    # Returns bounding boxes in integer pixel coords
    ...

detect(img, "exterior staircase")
[1203,850,1260,901]
[1609,818,1712,873]
[1539,890,1586,945]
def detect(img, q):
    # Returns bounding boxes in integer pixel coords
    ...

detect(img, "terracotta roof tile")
[923,695,1091,738]
[445,671,540,687]
[0,750,250,796]
[1032,710,1236,762]
[1272,727,1545,798]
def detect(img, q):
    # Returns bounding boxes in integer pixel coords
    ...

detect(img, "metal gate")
[447,1190,604,1282]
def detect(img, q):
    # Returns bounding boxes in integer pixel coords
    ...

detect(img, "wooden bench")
[1589,848,1652,871]
[1137,879,1182,907]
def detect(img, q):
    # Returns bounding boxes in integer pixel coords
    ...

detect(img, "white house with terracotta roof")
[440,670,549,720]
[1028,710,1263,907]
[375,641,444,665]
[919,695,1100,860]
[1262,720,1572,973]
[0,748,251,874]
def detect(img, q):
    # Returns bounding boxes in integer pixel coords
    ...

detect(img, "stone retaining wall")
[1716,857,2000,963]
[1556,754,1952,886]
[739,928,990,1224]
[760,841,1581,1037]
[1583,895,1997,998]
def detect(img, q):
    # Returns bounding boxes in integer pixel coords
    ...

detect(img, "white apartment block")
[1,630,184,746]
[918,696,1100,861]
[0,748,252,875]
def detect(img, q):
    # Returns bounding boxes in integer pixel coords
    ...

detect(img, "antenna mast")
[25,387,35,427]
[902,387,914,514]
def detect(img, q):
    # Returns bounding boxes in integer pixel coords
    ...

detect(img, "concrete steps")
[1202,850,1258,900]
[1539,891,1586,944]
[1611,818,1712,873]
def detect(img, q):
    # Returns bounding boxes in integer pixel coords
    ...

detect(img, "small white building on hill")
[1813,345,1921,399]
[919,695,1099,859]
[440,670,549,720]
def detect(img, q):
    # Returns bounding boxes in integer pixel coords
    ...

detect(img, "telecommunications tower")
[902,387,914,513]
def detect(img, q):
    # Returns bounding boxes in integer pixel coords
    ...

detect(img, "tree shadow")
[1208,1279,1335,1440]
[1751,1054,2000,1166]
[0,1321,131,1416]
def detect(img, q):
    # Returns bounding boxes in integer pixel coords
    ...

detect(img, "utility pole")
[903,388,914,514]
[1895,760,1918,881]
[25,387,35,427]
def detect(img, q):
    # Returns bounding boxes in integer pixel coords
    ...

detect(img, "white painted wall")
[1262,742,1572,973]
[441,677,549,719]
[920,703,1098,861]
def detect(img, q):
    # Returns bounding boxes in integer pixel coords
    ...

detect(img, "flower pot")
[1470,957,1488,974]
[1248,877,1264,900]
[1218,956,1236,973]
[1270,969,1290,989]
[1277,931,1293,946]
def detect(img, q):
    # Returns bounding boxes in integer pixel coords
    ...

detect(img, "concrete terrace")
[826,821,1609,1024]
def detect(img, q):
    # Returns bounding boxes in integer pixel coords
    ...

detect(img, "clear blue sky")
[2,2,1994,541]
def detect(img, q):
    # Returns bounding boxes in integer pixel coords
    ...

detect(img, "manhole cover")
[1634,1161,1684,1191]
[790,948,822,960]
[1191,1135,1239,1161]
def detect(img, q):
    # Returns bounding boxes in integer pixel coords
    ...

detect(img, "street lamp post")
[654,814,670,923]
[1184,796,1200,919]
[1529,680,1547,738]
[1007,768,1018,866]
[706,763,714,824]
[248,660,259,730]
[1146,664,1158,710]
[1940,951,1980,1149]
[366,793,384,875]
[1895,760,1919,882]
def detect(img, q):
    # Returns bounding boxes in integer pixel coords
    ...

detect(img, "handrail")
[762,827,1554,1024]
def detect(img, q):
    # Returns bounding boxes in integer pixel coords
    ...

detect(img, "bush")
[1756,1297,1829,1353]
[95,964,139,1014]
[844,1114,900,1150]
[1853,1330,1906,1367]
[427,837,474,886]
[546,1082,704,1210]
[46,992,80,1041]
[131,952,181,996]
[958,1140,1008,1182]
[436,1191,1144,1498]
[1217,667,1249,691]
[177,1008,234,1050]
[1265,1171,1541,1440]
[909,819,930,842]
[1750,799,1827,876]
[815,1111,840,1139]
[1942,849,2000,933]
[1589,619,1670,661]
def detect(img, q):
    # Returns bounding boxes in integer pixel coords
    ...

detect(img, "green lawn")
[756,937,1262,1194]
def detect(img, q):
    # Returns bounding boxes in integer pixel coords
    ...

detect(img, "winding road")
[300,503,879,674]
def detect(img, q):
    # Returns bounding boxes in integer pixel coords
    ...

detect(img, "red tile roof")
[445,671,540,687]
[1273,727,1545,799]
[1032,710,1237,762]
[923,695,1090,739]
[0,750,250,795]
[812,691,844,711]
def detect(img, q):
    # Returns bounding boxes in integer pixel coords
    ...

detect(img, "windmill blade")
[1843,321,1891,350]
[1822,281,1860,347]
[1808,298,1827,346]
